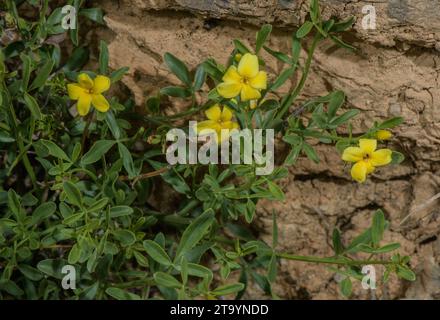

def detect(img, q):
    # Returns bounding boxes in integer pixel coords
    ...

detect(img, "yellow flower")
[234,53,242,62]
[217,53,267,101]
[196,104,239,142]
[67,73,111,116]
[342,139,392,183]
[249,99,265,109]
[376,129,392,140]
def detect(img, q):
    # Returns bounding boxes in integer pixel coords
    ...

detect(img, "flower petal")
[76,94,92,116]
[67,84,86,100]
[237,53,259,78]
[222,66,242,84]
[93,75,111,94]
[221,121,239,130]
[359,139,377,154]
[376,130,392,140]
[249,71,267,90]
[217,82,242,99]
[205,104,222,121]
[91,94,110,113]
[221,106,233,122]
[197,120,221,132]
[240,84,261,101]
[370,149,392,166]
[342,147,364,162]
[77,73,94,90]
[351,161,368,183]
[365,161,375,174]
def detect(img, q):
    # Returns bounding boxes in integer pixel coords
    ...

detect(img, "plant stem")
[276,34,321,120]
[4,89,37,186]
[277,252,393,266]
[80,112,94,156]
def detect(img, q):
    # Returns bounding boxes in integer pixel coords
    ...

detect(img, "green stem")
[277,252,393,266]
[276,34,321,120]
[4,89,37,185]
[80,112,94,156]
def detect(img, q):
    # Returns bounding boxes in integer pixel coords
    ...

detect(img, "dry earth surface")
[91,0,440,299]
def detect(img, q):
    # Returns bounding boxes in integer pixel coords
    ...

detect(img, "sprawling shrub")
[0,0,414,299]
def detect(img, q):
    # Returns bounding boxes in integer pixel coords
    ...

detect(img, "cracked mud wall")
[95,0,440,299]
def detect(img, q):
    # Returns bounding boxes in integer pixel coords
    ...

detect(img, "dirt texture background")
[94,0,440,299]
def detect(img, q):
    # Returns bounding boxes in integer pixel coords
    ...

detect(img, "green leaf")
[256,24,272,53]
[330,35,356,51]
[63,212,84,225]
[371,209,385,245]
[110,67,129,83]
[23,92,42,120]
[0,280,24,297]
[63,47,89,71]
[263,46,291,65]
[233,40,251,54]
[284,143,302,165]
[20,53,32,91]
[164,52,191,86]
[328,91,345,118]
[212,283,245,296]
[98,40,109,74]
[378,117,404,129]
[143,240,172,266]
[160,86,191,98]
[332,228,343,255]
[105,287,141,300]
[68,243,81,264]
[291,37,301,64]
[80,8,105,24]
[81,140,115,165]
[267,254,277,282]
[146,96,160,113]
[330,109,359,127]
[302,143,320,163]
[40,139,70,161]
[109,206,133,218]
[18,265,43,281]
[87,198,109,212]
[193,64,206,91]
[186,263,213,279]
[396,266,416,281]
[296,21,314,38]
[244,199,256,223]
[340,277,352,297]
[113,229,136,246]
[180,257,188,285]
[63,181,83,207]
[270,66,295,91]
[32,202,56,224]
[331,17,355,32]
[29,59,54,91]
[266,180,284,200]
[37,259,68,279]
[105,111,121,139]
[391,151,405,164]
[7,189,22,217]
[345,228,372,253]
[118,143,136,178]
[154,272,181,289]
[358,242,400,254]
[174,209,215,262]
[310,0,319,22]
